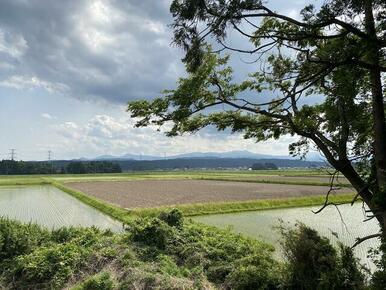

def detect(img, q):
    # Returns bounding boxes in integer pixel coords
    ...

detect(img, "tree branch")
[351,233,382,248]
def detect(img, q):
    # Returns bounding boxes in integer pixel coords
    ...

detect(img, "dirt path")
[65,180,353,209]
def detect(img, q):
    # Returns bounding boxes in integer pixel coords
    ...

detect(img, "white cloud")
[41,113,53,120]
[51,114,296,158]
[0,75,69,93]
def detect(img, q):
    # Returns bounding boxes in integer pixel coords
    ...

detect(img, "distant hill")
[92,150,324,162]
[52,157,326,171]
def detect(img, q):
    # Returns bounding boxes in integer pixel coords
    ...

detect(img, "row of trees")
[251,162,278,170]
[63,161,122,174]
[0,160,53,175]
[0,160,122,175]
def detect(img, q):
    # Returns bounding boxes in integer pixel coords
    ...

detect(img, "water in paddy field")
[0,185,123,231]
[193,204,380,271]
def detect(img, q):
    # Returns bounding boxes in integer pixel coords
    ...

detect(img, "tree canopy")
[128,0,386,233]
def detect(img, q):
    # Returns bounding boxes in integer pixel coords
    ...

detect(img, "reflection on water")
[0,185,122,231]
[193,203,380,270]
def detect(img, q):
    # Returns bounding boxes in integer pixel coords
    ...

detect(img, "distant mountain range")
[51,157,326,171]
[90,150,324,162]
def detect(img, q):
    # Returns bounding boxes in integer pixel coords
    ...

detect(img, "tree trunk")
[338,161,386,227]
[364,0,386,196]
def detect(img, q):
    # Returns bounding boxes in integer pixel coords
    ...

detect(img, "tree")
[127,0,386,235]
[251,162,278,170]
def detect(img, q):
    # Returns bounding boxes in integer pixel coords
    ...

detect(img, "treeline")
[0,160,121,175]
[0,160,53,175]
[251,162,278,170]
[62,161,122,174]
[112,158,323,171]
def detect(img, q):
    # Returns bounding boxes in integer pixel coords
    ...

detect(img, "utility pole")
[9,149,16,161]
[48,150,53,174]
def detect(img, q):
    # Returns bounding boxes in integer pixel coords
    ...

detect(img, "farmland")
[193,203,380,271]
[0,168,351,186]
[65,179,352,209]
[0,169,375,288]
[0,169,354,216]
[0,185,122,231]
[0,169,355,218]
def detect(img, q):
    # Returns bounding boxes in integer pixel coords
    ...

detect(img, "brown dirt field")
[65,180,353,209]
[207,175,350,184]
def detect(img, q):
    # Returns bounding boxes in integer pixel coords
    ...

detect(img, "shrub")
[118,268,196,290]
[225,265,279,290]
[74,272,114,290]
[280,223,367,289]
[371,237,386,290]
[0,218,50,260]
[159,209,183,228]
[337,243,367,290]
[10,243,91,289]
[130,218,174,250]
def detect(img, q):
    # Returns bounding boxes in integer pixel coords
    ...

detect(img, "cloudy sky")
[0,0,315,161]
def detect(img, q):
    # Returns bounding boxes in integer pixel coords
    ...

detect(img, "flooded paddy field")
[193,203,380,270]
[0,185,122,231]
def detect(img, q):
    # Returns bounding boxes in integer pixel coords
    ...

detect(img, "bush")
[225,265,278,290]
[371,237,386,290]
[127,214,282,288]
[280,223,366,289]
[0,218,50,260]
[159,209,183,228]
[118,268,197,290]
[130,218,175,250]
[337,243,367,290]
[10,243,91,289]
[1,214,283,289]
[74,272,114,290]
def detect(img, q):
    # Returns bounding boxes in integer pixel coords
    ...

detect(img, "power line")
[9,149,16,161]
[48,150,54,174]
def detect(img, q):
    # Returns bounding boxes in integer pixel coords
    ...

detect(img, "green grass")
[198,177,352,187]
[131,193,355,217]
[0,177,52,186]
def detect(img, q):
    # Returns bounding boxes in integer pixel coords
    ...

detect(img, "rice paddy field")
[0,185,122,231]
[193,203,380,270]
[0,169,378,269]
[0,169,350,186]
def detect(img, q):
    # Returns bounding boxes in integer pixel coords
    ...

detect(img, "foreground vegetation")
[1,211,377,290]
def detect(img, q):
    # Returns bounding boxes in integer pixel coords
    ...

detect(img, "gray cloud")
[0,0,184,103]
[0,0,316,105]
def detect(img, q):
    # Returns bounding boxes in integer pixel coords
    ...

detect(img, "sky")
[0,0,317,161]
